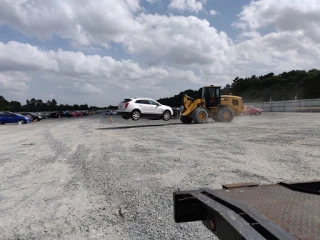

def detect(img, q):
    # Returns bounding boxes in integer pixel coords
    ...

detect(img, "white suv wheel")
[131,110,141,121]
[163,111,171,121]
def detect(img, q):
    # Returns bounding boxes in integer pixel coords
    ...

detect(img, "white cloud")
[0,72,29,94]
[168,68,199,83]
[125,14,232,66]
[169,0,204,13]
[145,0,159,3]
[209,10,218,16]
[73,83,103,95]
[0,41,196,101]
[233,31,320,73]
[233,0,320,42]
[123,0,142,12]
[0,41,169,84]
[0,42,58,72]
[0,0,142,46]
[43,94,56,100]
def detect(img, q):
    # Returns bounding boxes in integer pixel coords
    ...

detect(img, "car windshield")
[122,99,131,103]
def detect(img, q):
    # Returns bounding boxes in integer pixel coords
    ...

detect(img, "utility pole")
[270,97,272,112]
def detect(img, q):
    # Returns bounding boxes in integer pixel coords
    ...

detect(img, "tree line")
[0,97,104,112]
[158,69,320,106]
[2,68,320,111]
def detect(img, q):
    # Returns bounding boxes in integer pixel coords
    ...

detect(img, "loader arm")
[182,94,205,117]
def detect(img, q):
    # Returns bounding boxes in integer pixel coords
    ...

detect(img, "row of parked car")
[48,111,95,118]
[0,111,95,124]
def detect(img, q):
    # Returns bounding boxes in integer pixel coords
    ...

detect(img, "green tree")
[0,96,9,110]
[8,101,22,112]
[79,104,89,110]
[73,104,80,110]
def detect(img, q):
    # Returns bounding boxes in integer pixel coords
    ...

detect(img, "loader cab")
[202,86,221,108]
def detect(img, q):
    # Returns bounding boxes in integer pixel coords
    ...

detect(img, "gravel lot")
[0,113,319,240]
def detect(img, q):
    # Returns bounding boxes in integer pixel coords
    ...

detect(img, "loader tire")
[216,107,234,122]
[180,116,193,124]
[192,108,208,124]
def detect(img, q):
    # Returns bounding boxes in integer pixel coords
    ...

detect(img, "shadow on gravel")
[96,122,184,130]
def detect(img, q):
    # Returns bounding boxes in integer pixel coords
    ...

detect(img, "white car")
[117,98,173,121]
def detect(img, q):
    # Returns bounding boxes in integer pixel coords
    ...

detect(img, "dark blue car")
[0,112,31,124]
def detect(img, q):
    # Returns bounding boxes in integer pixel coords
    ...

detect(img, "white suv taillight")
[125,102,129,109]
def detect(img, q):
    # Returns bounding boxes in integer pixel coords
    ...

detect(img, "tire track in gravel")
[0,120,88,240]
[86,127,218,240]
[39,117,124,239]
[0,117,121,240]
[156,125,272,187]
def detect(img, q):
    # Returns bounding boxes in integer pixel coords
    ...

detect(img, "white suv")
[117,98,173,121]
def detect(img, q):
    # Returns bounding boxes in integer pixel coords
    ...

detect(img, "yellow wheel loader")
[180,85,244,124]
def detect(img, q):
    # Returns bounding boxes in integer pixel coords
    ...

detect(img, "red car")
[244,106,263,116]
[71,112,83,117]
[70,112,78,117]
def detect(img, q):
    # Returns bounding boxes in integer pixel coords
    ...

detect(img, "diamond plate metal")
[216,184,320,240]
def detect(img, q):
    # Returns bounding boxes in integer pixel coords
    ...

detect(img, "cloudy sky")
[0,0,320,106]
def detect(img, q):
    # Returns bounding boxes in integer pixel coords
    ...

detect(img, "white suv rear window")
[121,99,131,103]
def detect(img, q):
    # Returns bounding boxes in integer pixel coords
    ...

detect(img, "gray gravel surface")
[0,113,319,239]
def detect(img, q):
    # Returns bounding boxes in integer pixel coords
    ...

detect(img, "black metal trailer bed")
[174,181,320,240]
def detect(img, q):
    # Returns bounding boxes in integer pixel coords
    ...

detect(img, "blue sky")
[0,0,319,106]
